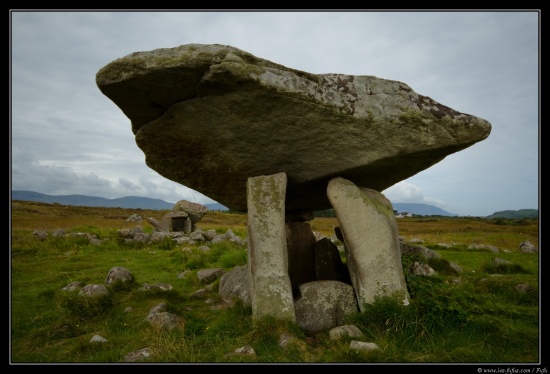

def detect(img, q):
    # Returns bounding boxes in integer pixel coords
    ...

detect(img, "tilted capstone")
[96,43,491,213]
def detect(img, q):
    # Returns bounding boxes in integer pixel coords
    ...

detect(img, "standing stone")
[327,177,409,311]
[286,221,317,297]
[314,237,351,284]
[247,172,295,322]
[160,215,172,231]
[183,217,192,234]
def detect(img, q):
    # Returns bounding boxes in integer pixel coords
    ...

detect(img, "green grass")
[10,201,540,363]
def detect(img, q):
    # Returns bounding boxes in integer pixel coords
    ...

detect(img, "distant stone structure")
[96,44,491,323]
[146,199,208,234]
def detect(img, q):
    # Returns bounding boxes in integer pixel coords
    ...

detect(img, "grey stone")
[150,231,173,242]
[89,335,108,343]
[96,43,491,212]
[173,236,190,245]
[161,216,173,232]
[228,235,246,246]
[197,268,224,283]
[189,231,205,241]
[401,244,441,259]
[89,238,102,246]
[132,232,151,243]
[329,325,364,340]
[349,340,380,352]
[62,281,83,292]
[450,261,464,274]
[33,230,48,240]
[516,283,531,293]
[234,345,256,356]
[203,229,217,241]
[492,257,513,266]
[149,302,168,314]
[286,221,317,297]
[79,284,109,298]
[144,312,184,330]
[314,237,351,284]
[279,333,298,349]
[247,172,295,322]
[172,200,208,224]
[177,270,191,279]
[410,262,437,276]
[190,289,207,298]
[294,280,359,334]
[139,283,173,292]
[519,240,538,254]
[327,178,410,310]
[105,266,134,285]
[52,229,65,237]
[127,214,142,223]
[146,217,163,232]
[218,264,251,305]
[468,244,500,253]
[125,347,152,362]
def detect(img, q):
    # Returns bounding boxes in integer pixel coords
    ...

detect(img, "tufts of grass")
[55,290,115,320]
[216,248,248,269]
[426,257,461,275]
[480,259,531,275]
[154,236,178,251]
[10,201,540,363]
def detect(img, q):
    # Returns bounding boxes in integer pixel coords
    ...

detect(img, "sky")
[10,10,540,217]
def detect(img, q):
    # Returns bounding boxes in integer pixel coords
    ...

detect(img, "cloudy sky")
[10,10,539,217]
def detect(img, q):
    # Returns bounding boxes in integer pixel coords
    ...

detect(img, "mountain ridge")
[485,209,539,219]
[391,202,457,217]
[10,190,537,218]
[12,190,455,215]
[11,190,175,210]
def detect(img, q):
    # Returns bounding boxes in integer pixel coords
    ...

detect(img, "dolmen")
[96,44,491,329]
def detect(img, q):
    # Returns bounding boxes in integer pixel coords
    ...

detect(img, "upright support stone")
[286,221,317,297]
[160,216,172,232]
[327,177,410,311]
[183,217,192,234]
[247,172,295,322]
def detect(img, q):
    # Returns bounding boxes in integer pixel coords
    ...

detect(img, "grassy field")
[10,200,540,365]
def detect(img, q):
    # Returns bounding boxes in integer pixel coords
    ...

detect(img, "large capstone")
[96,43,491,212]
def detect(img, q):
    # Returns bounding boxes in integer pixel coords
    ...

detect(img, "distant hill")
[12,190,231,211]
[486,209,539,219]
[205,203,229,211]
[392,203,457,217]
[11,190,175,210]
[13,191,535,218]
[12,191,451,215]
[315,203,457,218]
